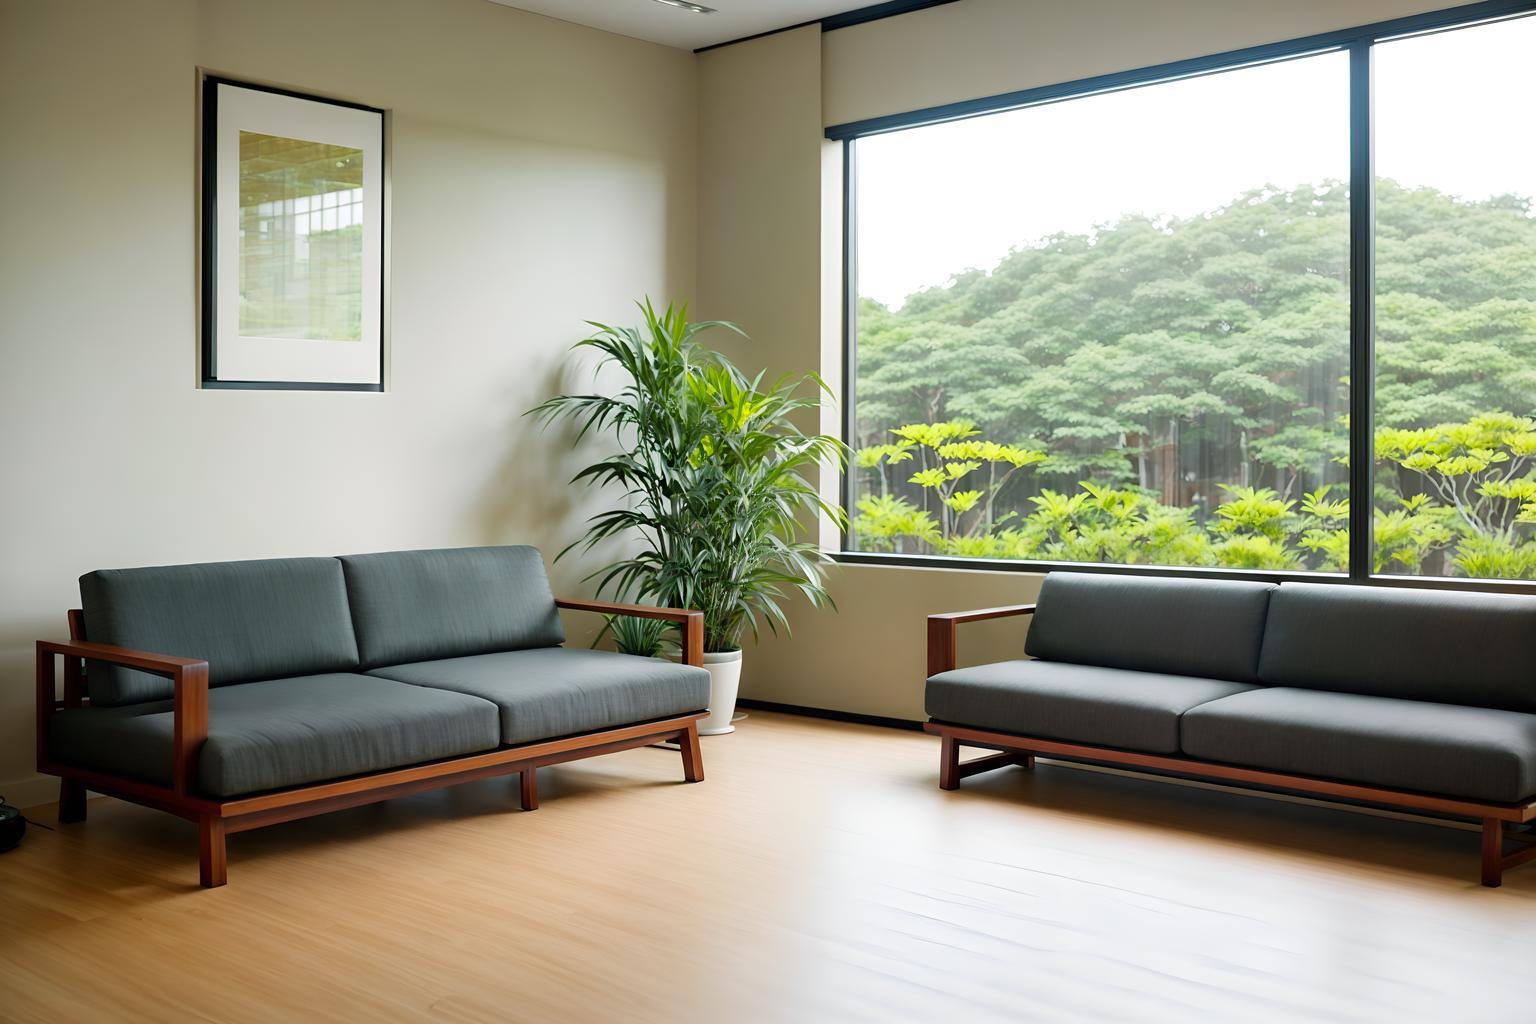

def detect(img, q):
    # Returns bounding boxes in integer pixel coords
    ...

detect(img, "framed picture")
[200,76,385,390]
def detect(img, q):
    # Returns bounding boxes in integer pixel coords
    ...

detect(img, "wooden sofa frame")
[928,603,1536,887]
[36,598,707,888]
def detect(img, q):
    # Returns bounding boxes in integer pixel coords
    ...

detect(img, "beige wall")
[0,0,696,802]
[823,0,1462,126]
[696,0,1471,724]
[696,27,824,371]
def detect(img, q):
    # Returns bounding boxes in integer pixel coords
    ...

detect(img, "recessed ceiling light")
[653,0,716,12]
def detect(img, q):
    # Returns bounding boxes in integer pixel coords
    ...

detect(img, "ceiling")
[488,0,879,51]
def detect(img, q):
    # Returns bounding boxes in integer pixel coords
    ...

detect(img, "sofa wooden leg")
[58,779,87,823]
[939,733,960,791]
[1482,818,1504,888]
[679,721,704,783]
[519,769,539,811]
[199,816,227,888]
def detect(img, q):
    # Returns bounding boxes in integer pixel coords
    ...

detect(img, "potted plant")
[602,614,668,659]
[531,300,844,733]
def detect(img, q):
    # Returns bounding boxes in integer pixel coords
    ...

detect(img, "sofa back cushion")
[79,558,361,707]
[340,546,565,668]
[1024,572,1277,683]
[1258,582,1536,711]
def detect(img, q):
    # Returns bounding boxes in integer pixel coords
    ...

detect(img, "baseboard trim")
[4,774,69,811]
[2,773,112,812]
[735,699,924,731]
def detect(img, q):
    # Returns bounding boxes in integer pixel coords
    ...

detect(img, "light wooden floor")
[4,711,1535,1023]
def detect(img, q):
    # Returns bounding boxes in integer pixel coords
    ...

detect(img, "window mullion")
[1347,39,1376,583]
[842,139,858,553]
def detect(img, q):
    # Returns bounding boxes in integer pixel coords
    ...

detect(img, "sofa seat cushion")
[49,674,500,798]
[369,648,711,746]
[1181,687,1536,803]
[926,660,1259,754]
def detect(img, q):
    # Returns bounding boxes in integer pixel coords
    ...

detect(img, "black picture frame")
[199,74,387,392]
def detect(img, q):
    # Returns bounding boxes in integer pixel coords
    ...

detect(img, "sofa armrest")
[926,604,1037,677]
[554,598,706,668]
[36,639,210,794]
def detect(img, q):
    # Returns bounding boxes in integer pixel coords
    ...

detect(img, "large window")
[839,5,1536,584]
[1371,16,1536,578]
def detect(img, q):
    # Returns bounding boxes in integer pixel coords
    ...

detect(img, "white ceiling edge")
[487,0,875,50]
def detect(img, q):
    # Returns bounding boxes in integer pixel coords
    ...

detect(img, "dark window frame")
[830,0,1536,592]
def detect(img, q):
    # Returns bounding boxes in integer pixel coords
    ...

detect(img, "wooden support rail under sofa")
[926,602,1536,888]
[37,598,706,888]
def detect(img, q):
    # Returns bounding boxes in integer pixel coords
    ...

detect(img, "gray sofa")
[36,545,711,887]
[925,572,1536,887]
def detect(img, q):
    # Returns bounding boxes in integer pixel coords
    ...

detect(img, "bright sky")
[856,14,1536,309]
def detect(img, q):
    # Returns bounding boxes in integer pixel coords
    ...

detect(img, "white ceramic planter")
[698,649,743,736]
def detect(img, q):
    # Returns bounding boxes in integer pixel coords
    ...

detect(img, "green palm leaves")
[530,300,846,653]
